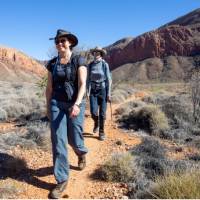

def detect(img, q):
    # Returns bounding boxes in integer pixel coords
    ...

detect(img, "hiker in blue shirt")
[46,29,88,199]
[87,47,112,141]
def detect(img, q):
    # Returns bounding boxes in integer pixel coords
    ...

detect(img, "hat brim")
[90,49,107,56]
[49,33,78,47]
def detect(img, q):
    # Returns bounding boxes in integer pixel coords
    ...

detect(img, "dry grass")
[119,105,169,135]
[96,152,135,183]
[138,105,169,134]
[111,83,135,103]
[148,170,200,199]
[0,81,45,122]
[115,100,145,116]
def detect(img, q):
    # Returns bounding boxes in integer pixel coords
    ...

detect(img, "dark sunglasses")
[55,39,67,45]
[93,51,101,54]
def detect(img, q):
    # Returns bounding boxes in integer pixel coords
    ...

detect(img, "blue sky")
[0,0,199,60]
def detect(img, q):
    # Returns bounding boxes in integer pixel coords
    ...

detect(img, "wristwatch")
[74,103,80,108]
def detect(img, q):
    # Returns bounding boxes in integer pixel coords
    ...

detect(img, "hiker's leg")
[90,91,99,133]
[99,88,107,140]
[50,99,69,183]
[68,100,88,156]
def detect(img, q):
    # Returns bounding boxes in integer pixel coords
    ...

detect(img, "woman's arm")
[46,71,53,119]
[86,64,91,99]
[105,63,112,101]
[76,66,87,105]
[70,65,87,118]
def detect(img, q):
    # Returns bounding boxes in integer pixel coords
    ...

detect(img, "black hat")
[49,29,78,47]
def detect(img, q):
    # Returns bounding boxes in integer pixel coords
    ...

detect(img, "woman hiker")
[87,46,112,141]
[46,29,88,199]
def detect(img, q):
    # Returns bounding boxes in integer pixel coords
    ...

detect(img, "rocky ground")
[0,91,197,199]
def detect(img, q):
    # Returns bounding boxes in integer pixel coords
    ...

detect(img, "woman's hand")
[107,95,111,102]
[70,104,80,118]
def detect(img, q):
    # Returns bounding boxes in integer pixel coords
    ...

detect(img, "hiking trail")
[0,94,144,199]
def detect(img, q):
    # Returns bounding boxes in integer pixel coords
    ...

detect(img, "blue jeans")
[50,99,88,183]
[89,88,107,120]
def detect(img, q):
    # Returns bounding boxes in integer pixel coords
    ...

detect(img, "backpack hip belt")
[91,81,106,90]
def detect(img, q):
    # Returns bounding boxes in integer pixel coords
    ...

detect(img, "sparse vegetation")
[0,61,200,198]
[36,75,47,98]
[95,152,135,183]
[1,122,50,151]
[0,183,20,199]
[0,108,7,121]
[24,122,51,151]
[131,137,166,159]
[95,136,200,199]
[189,67,200,123]
[118,105,169,135]
[147,170,200,199]
[111,83,135,103]
[0,82,45,122]
[115,100,145,116]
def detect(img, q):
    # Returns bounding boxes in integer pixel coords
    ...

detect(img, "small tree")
[36,47,55,98]
[190,56,200,123]
[36,75,48,98]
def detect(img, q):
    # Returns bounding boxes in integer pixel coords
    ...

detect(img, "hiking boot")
[78,155,86,170]
[49,180,68,199]
[99,117,106,141]
[92,116,99,134]
[99,132,106,141]
[93,124,99,134]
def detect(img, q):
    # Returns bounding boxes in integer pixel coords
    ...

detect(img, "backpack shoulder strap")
[70,54,81,82]
[46,56,57,73]
[101,60,107,75]
[101,59,109,82]
[88,61,94,81]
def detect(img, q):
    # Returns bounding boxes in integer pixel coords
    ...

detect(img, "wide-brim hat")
[90,46,107,56]
[49,29,78,47]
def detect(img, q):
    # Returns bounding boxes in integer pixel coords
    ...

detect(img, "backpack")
[88,60,109,91]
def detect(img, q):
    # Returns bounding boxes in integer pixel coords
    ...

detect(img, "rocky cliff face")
[0,46,46,82]
[105,9,200,71]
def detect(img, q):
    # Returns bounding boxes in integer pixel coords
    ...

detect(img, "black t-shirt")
[46,54,87,102]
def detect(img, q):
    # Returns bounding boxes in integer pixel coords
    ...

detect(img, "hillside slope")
[0,46,45,82]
